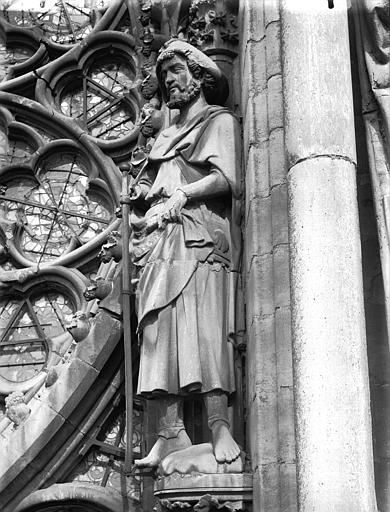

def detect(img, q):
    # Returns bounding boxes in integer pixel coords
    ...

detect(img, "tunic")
[130,105,241,397]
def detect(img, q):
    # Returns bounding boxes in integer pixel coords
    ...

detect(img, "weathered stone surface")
[273,244,290,309]
[269,127,286,187]
[246,253,274,323]
[267,74,283,133]
[240,0,265,48]
[247,391,278,468]
[241,1,296,510]
[252,463,281,511]
[287,157,376,510]
[43,357,98,421]
[155,472,253,508]
[281,1,356,167]
[241,40,267,120]
[271,183,289,246]
[98,274,122,318]
[14,483,136,512]
[159,443,244,476]
[245,142,270,201]
[247,315,277,399]
[243,89,268,158]
[281,2,377,508]
[266,21,282,78]
[0,401,64,490]
[277,386,295,464]
[279,462,298,512]
[265,0,280,27]
[74,310,121,371]
[245,195,272,271]
[275,306,293,387]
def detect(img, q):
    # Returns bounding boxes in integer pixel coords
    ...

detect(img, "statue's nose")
[165,71,174,86]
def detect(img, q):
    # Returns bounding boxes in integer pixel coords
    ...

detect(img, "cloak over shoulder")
[149,105,242,199]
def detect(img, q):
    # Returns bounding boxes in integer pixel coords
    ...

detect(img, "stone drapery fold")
[354,0,390,338]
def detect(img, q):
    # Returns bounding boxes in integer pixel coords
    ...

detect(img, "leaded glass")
[0,41,34,81]
[60,60,136,140]
[0,126,34,165]
[67,406,143,501]
[31,292,74,337]
[1,2,93,44]
[0,158,113,263]
[0,292,74,382]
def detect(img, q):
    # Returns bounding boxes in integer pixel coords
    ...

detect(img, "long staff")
[119,162,133,474]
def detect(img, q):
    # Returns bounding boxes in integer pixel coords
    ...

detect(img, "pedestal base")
[155,473,253,511]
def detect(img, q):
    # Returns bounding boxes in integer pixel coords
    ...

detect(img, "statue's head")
[156,40,229,109]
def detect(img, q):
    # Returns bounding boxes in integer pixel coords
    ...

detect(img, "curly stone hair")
[156,48,218,101]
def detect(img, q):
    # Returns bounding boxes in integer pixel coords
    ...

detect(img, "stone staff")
[119,162,134,474]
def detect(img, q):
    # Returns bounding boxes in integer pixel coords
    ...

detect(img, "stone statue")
[356,1,390,336]
[130,40,242,469]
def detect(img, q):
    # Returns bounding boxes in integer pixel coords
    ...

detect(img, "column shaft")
[281,1,377,510]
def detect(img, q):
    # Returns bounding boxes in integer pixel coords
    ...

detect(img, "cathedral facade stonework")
[0,1,388,511]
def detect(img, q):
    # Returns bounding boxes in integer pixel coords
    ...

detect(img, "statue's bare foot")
[134,429,192,469]
[211,421,240,464]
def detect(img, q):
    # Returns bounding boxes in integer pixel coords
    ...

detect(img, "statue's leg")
[134,395,192,468]
[204,390,241,464]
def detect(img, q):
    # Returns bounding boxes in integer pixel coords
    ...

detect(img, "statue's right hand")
[145,215,161,232]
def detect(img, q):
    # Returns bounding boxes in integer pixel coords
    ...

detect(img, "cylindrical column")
[281,1,377,510]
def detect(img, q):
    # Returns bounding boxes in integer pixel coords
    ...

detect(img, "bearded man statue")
[130,40,242,469]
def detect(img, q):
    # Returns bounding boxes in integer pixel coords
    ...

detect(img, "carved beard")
[166,79,202,109]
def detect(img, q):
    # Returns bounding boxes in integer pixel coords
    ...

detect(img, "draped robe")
[130,105,241,396]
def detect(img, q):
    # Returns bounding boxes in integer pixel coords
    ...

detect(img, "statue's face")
[160,54,201,109]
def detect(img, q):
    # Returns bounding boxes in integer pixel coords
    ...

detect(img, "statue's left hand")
[161,189,187,223]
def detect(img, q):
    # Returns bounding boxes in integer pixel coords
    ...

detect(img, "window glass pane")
[60,60,136,140]
[0,292,75,382]
[0,161,112,262]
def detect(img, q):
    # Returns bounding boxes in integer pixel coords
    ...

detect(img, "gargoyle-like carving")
[5,391,30,427]
[66,311,91,342]
[98,231,123,263]
[83,277,113,301]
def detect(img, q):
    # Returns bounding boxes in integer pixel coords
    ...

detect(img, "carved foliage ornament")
[160,495,246,512]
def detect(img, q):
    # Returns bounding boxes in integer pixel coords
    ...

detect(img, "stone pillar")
[240,0,297,510]
[281,1,377,511]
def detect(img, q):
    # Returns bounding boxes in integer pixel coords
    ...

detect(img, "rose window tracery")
[0,128,34,166]
[1,2,93,45]
[0,156,113,263]
[0,44,35,81]
[0,290,75,383]
[59,59,137,141]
